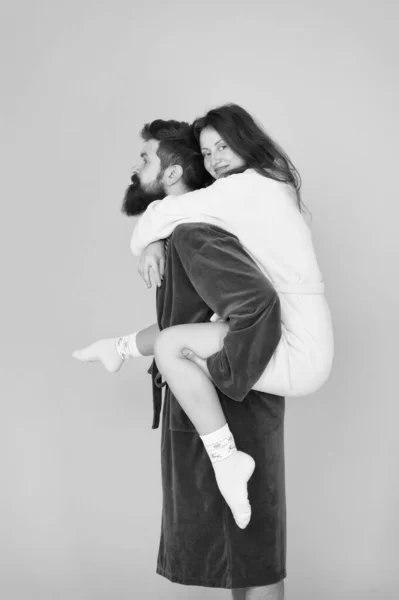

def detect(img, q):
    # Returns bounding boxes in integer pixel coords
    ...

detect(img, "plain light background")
[2,1,398,598]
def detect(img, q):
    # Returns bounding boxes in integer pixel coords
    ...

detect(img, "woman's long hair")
[192,103,308,215]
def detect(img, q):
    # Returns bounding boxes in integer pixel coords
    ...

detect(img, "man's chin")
[121,183,166,217]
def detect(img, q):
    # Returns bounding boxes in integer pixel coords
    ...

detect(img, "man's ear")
[163,164,183,187]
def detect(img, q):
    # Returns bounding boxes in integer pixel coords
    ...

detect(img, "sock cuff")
[127,332,144,358]
[200,423,231,446]
[200,424,236,463]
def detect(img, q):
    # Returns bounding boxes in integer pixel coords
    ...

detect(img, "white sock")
[200,423,237,462]
[127,332,144,358]
[200,424,255,529]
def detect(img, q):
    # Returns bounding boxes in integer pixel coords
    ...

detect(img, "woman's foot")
[72,338,124,373]
[213,451,255,529]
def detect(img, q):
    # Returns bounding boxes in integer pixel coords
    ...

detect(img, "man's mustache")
[130,173,139,185]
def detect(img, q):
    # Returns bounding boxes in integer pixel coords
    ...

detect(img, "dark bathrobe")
[149,223,286,589]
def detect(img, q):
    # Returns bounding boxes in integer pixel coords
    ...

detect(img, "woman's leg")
[72,323,159,371]
[154,322,255,529]
[154,322,229,435]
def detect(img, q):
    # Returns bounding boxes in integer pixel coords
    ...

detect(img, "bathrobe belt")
[148,359,166,429]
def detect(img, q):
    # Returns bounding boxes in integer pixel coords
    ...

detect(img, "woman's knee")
[153,327,183,374]
[154,322,229,374]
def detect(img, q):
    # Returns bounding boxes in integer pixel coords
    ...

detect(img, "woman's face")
[199,126,246,179]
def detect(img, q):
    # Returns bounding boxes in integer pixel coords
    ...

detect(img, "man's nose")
[130,166,140,183]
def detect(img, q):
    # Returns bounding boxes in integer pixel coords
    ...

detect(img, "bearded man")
[74,119,285,600]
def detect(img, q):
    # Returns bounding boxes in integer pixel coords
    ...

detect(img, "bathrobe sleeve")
[172,223,281,402]
[130,176,240,256]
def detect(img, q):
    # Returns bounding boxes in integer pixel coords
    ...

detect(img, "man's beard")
[121,173,166,217]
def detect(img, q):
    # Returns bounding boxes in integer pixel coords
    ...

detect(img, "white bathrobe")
[131,169,334,396]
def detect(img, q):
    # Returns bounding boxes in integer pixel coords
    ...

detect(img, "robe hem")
[156,566,286,589]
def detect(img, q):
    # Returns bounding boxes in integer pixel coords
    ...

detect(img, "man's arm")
[173,224,281,402]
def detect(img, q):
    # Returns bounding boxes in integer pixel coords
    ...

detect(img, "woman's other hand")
[138,241,165,288]
[72,339,124,373]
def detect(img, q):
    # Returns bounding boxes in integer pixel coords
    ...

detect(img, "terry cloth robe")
[149,222,286,589]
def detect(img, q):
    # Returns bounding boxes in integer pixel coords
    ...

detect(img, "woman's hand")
[181,348,211,380]
[138,241,165,288]
[72,339,124,373]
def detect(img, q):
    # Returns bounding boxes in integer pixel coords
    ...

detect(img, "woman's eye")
[219,145,227,151]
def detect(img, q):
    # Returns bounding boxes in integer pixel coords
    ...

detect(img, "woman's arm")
[130,175,240,256]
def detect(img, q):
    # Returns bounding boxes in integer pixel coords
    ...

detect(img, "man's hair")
[141,119,212,190]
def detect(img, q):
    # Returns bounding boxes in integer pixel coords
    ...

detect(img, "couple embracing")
[74,103,334,600]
